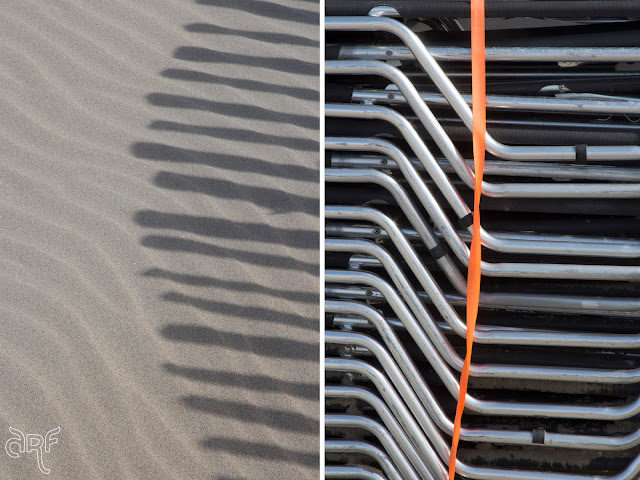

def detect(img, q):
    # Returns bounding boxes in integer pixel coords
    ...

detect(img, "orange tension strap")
[447,0,486,478]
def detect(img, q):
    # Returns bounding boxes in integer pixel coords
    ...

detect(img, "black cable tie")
[325,44,341,60]
[428,242,447,260]
[458,213,473,229]
[532,428,546,445]
[325,314,335,330]
[575,144,588,164]
[325,151,333,168]
[325,84,354,103]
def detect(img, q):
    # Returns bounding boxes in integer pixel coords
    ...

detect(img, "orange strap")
[447,0,485,478]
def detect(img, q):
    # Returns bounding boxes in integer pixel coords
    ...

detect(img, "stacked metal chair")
[324,3,640,479]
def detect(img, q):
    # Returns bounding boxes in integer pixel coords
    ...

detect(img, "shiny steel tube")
[353,88,640,116]
[327,164,640,261]
[326,103,473,206]
[326,240,640,349]
[326,136,640,258]
[327,304,458,431]
[326,110,640,204]
[326,131,640,257]
[327,222,640,250]
[326,300,640,422]
[325,466,388,480]
[325,60,640,195]
[449,115,640,132]
[325,169,468,293]
[327,240,465,346]
[325,169,468,290]
[326,131,640,250]
[326,203,640,282]
[325,16,640,161]
[326,131,640,258]
[325,414,430,480]
[330,152,640,182]
[325,440,403,480]
[339,45,640,63]
[332,313,405,331]
[326,245,640,317]
[326,61,474,196]
[325,386,640,480]
[330,173,438,256]
[326,269,640,393]
[326,386,447,480]
[326,338,640,450]
[337,247,629,338]
[325,319,640,419]
[326,61,640,197]
[448,71,640,79]
[327,387,444,480]
[325,283,640,317]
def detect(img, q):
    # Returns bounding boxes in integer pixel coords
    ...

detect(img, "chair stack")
[324,4,640,479]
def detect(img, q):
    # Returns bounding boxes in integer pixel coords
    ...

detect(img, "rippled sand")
[0,1,318,478]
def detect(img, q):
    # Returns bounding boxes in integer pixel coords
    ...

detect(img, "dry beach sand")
[0,1,319,478]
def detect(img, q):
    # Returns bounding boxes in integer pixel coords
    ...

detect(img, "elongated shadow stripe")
[163,363,317,399]
[131,142,316,182]
[141,236,318,274]
[184,23,316,47]
[160,324,316,361]
[146,93,318,130]
[195,0,318,26]
[135,211,317,248]
[161,69,316,101]
[145,268,317,304]
[181,395,316,433]
[151,171,318,215]
[161,291,316,330]
[149,120,318,152]
[173,46,318,76]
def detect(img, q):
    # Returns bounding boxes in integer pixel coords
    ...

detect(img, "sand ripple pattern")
[0,1,318,478]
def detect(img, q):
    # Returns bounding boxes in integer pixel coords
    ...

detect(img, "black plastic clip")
[428,242,447,260]
[532,428,546,445]
[575,144,588,164]
[458,213,473,229]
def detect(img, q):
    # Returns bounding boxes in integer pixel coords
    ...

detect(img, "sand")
[0,1,319,478]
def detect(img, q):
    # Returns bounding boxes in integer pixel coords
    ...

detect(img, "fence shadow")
[194,0,318,26]
[130,0,318,476]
